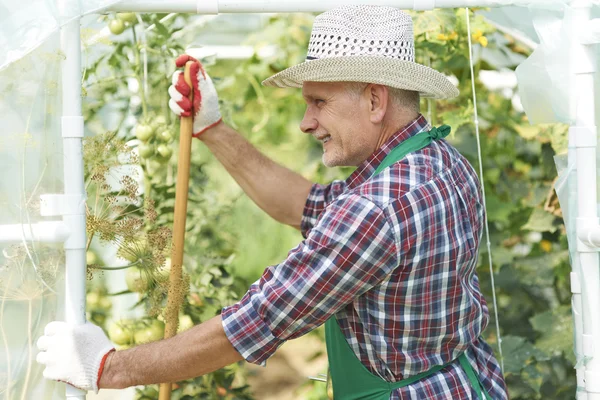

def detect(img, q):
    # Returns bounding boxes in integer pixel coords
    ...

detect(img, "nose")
[300,107,318,134]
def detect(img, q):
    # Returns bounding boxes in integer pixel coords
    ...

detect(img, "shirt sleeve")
[300,180,347,238]
[221,193,399,366]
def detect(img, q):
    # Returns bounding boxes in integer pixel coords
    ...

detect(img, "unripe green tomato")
[99,297,112,310]
[157,144,173,159]
[135,124,154,142]
[125,267,149,293]
[177,314,194,333]
[86,251,98,265]
[134,320,165,344]
[108,321,134,345]
[108,19,126,35]
[92,313,107,325]
[117,12,137,24]
[147,160,163,175]
[156,260,171,283]
[86,292,100,308]
[157,130,174,143]
[154,115,167,125]
[138,143,155,159]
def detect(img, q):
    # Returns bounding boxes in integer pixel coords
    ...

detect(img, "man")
[37,5,508,399]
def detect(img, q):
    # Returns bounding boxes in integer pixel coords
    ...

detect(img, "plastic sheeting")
[484,3,600,125]
[0,30,66,399]
[0,0,122,71]
[0,1,122,398]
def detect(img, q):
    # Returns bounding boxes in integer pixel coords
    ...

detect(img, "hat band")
[306,37,415,62]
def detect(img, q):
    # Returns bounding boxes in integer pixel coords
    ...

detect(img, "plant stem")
[0,272,14,400]
[19,299,33,400]
[84,75,136,90]
[132,26,148,119]
[92,261,142,271]
[144,158,152,199]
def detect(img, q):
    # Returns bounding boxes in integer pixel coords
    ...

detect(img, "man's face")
[300,81,375,167]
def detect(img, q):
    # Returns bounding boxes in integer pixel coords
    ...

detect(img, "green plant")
[82,9,577,400]
[82,13,253,399]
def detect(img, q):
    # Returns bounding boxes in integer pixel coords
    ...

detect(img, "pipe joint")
[570,126,597,148]
[0,222,70,243]
[63,215,86,250]
[585,369,600,393]
[40,194,86,216]
[197,0,218,14]
[577,218,600,251]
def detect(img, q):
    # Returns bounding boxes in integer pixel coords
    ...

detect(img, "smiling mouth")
[317,135,331,144]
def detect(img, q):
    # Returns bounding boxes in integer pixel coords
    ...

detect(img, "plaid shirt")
[222,115,508,399]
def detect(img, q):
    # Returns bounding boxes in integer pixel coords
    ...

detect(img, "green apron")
[324,125,492,400]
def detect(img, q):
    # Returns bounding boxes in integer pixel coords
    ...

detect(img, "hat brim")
[262,56,459,100]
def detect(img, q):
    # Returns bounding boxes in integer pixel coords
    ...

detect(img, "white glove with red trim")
[168,54,222,137]
[36,321,115,393]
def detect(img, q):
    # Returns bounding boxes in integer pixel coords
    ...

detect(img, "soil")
[245,333,328,400]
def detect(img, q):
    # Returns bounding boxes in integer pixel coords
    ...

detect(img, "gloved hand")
[168,54,222,137]
[36,321,115,393]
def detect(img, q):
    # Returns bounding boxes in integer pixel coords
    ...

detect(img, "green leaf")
[521,363,545,394]
[501,335,548,375]
[522,208,558,233]
[530,306,575,363]
[485,194,516,223]
[411,9,456,36]
[154,21,169,37]
[439,103,474,135]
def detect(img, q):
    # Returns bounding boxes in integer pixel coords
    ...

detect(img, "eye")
[315,99,325,106]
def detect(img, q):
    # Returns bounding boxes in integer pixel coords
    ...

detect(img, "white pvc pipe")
[571,4,600,399]
[0,222,70,243]
[60,0,87,398]
[106,0,547,13]
[582,226,600,248]
[569,133,588,400]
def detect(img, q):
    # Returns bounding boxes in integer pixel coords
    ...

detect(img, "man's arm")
[99,315,242,389]
[200,122,313,230]
[168,58,313,229]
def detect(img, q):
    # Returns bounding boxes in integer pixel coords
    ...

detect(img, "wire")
[465,7,504,373]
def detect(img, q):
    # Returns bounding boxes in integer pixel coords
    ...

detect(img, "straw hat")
[262,5,459,99]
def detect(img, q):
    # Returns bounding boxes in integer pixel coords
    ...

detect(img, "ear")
[366,84,389,124]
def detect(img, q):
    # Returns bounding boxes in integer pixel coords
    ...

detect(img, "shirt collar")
[345,114,430,190]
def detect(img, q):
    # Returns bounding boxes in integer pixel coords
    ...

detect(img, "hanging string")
[465,7,504,373]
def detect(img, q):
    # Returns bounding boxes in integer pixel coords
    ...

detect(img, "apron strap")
[458,353,493,400]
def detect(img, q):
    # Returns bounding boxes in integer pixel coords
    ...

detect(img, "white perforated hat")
[262,5,459,99]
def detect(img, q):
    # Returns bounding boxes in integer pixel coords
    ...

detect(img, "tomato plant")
[82,8,576,400]
[82,12,254,400]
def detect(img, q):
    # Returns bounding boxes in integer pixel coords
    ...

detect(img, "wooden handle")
[158,61,194,400]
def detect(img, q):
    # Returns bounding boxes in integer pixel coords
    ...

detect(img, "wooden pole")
[158,61,194,400]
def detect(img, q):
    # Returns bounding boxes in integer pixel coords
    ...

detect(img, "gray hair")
[345,82,420,114]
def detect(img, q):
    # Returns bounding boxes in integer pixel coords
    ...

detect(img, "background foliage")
[82,8,574,399]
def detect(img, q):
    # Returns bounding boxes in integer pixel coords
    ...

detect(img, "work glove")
[36,321,115,393]
[168,54,222,137]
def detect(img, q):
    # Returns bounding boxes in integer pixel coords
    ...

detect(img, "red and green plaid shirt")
[222,115,508,399]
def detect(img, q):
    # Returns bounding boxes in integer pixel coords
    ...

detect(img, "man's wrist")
[196,119,225,141]
[98,349,125,390]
